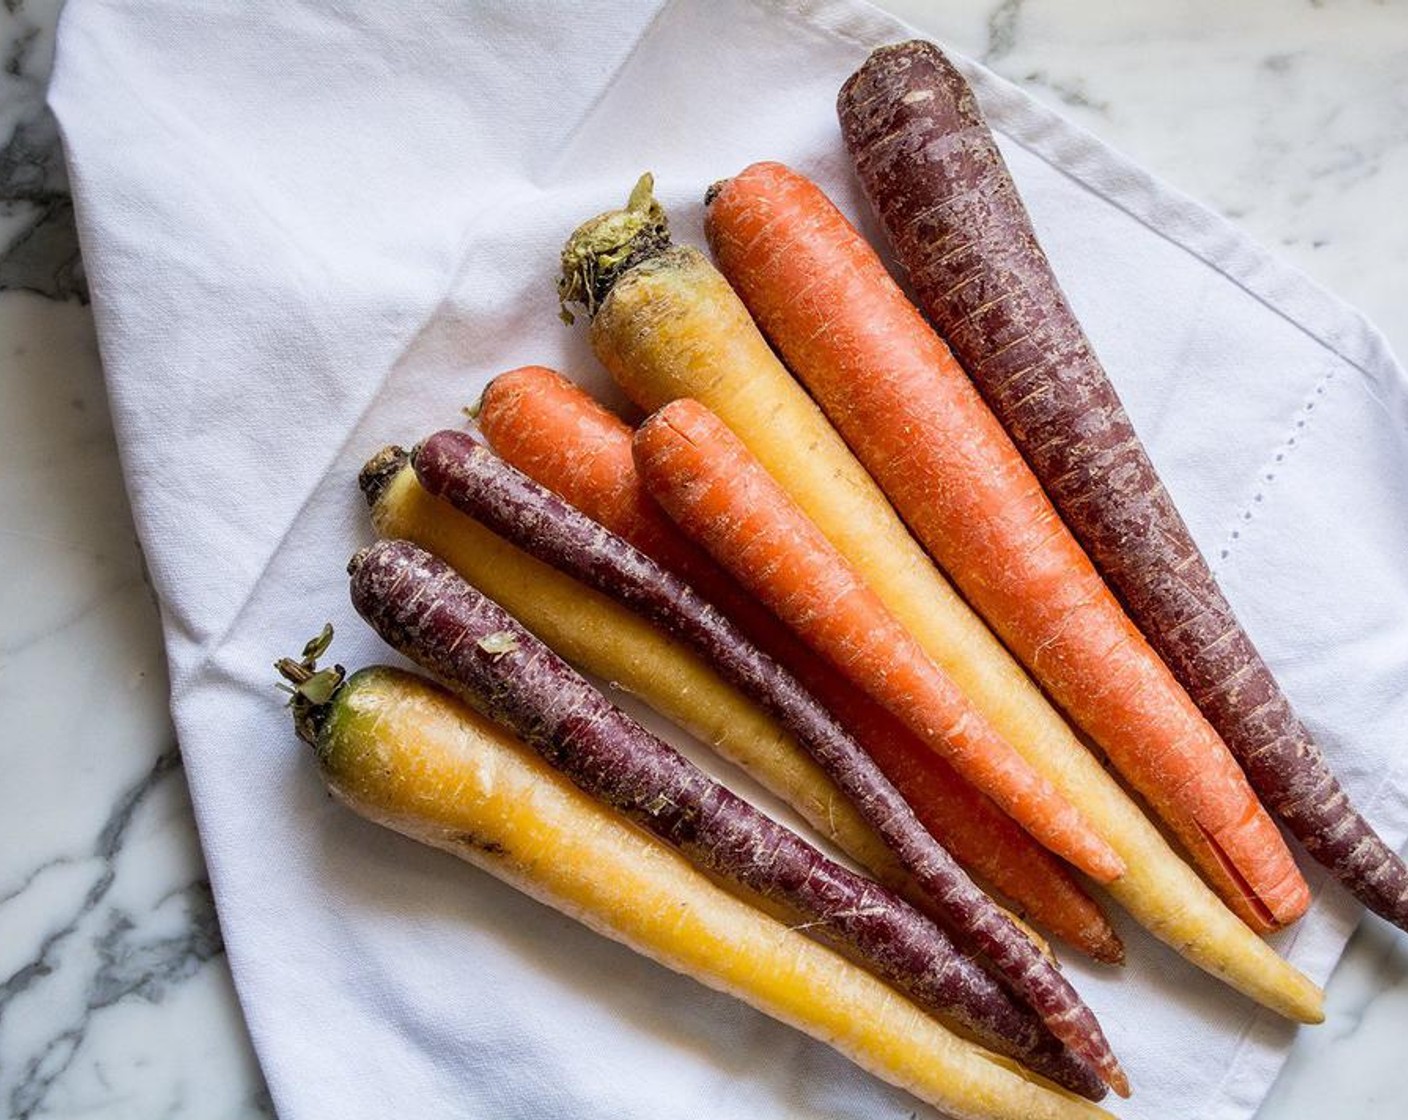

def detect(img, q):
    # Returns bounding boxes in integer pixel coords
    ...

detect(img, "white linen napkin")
[48,1,1408,1117]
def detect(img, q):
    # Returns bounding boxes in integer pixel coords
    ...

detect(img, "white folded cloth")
[49,1,1408,1117]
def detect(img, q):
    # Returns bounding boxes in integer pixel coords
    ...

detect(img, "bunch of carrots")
[276,38,1406,1120]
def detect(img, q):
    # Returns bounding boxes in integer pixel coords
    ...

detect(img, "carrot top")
[559,173,669,323]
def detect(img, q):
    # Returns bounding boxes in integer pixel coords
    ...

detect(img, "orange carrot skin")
[704,162,1309,932]
[478,366,716,592]
[634,397,1124,887]
[479,364,1123,963]
[477,367,644,535]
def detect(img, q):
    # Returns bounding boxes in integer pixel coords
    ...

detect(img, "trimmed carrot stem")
[704,160,1309,933]
[478,364,1123,963]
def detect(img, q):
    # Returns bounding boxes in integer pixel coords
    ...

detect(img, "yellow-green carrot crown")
[558,172,670,324]
[275,624,345,746]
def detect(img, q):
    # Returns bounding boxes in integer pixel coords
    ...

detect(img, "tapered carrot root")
[345,543,1110,1100]
[409,434,1127,1095]
[478,364,1123,963]
[282,657,1112,1119]
[557,177,1324,1023]
[627,402,1121,890]
[837,39,1408,932]
[704,160,1308,933]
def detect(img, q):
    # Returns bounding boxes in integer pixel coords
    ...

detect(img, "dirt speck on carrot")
[476,631,520,657]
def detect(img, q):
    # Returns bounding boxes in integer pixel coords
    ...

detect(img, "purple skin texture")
[837,39,1408,931]
[347,538,1104,1099]
[409,431,1125,1096]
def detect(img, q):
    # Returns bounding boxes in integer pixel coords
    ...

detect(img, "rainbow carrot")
[556,174,1323,1024]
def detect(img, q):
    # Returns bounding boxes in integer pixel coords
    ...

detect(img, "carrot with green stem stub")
[557,175,1323,1023]
[477,364,1123,963]
[278,641,1111,1119]
[704,160,1309,934]
[409,436,1128,1096]
[837,39,1408,932]
[343,542,1113,1101]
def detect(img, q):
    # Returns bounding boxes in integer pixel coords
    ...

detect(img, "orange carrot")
[478,364,1123,962]
[633,397,1123,886]
[704,161,1311,932]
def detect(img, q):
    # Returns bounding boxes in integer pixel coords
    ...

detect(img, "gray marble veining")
[0,0,83,302]
[3,1,1405,1118]
[0,271,272,1114]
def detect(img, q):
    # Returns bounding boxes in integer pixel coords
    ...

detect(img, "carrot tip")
[1090,933,1126,967]
[1081,846,1126,886]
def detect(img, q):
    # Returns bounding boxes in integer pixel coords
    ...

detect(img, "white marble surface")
[1,1,1403,1117]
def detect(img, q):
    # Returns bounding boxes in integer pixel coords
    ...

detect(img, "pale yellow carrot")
[289,662,1110,1120]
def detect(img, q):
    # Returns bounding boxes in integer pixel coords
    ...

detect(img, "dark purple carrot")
[409,432,1127,1097]
[347,538,1105,1100]
[837,39,1408,931]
